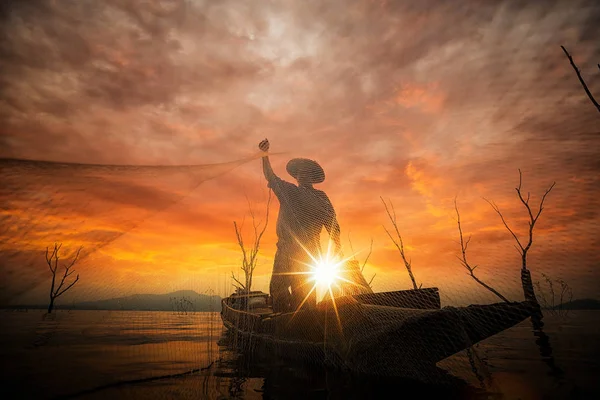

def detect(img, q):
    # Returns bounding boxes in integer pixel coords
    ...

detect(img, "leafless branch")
[561,45,600,113]
[230,272,245,290]
[483,198,523,251]
[347,233,373,273]
[45,243,62,273]
[65,246,82,270]
[381,197,419,289]
[55,274,80,298]
[54,246,83,298]
[232,190,272,293]
[534,280,549,310]
[535,273,574,317]
[514,170,556,258]
[233,222,248,281]
[455,198,510,303]
[486,170,556,307]
[367,273,376,288]
[361,238,374,273]
[487,171,555,274]
[45,243,82,313]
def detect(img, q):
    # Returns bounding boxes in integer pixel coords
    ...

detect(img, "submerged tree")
[45,243,82,313]
[484,170,555,306]
[381,197,420,289]
[231,190,272,294]
[454,198,510,303]
[485,170,563,380]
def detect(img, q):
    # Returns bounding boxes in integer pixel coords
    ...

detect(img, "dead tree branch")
[454,199,510,303]
[381,197,419,289]
[484,170,555,304]
[230,272,245,290]
[561,46,600,113]
[361,238,374,273]
[484,170,555,273]
[45,243,82,313]
[232,190,272,294]
[367,273,376,288]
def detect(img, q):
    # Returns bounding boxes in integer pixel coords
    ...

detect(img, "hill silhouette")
[552,298,600,310]
[5,290,222,311]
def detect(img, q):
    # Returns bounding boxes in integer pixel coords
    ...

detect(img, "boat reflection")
[213,332,492,400]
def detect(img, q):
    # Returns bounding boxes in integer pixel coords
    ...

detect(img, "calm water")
[0,309,598,399]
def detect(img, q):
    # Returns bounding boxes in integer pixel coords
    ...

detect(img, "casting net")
[1,0,599,398]
[1,145,595,397]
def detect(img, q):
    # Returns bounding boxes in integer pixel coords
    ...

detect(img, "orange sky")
[0,0,599,306]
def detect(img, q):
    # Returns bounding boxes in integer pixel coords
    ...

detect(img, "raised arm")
[259,138,278,183]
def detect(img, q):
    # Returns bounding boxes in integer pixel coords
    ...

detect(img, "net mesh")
[0,156,256,303]
[1,149,594,394]
[1,0,599,398]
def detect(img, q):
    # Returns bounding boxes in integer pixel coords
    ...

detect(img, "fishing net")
[1,0,599,398]
[2,146,595,396]
[0,156,258,303]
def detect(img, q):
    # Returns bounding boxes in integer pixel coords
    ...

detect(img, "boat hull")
[220,290,534,379]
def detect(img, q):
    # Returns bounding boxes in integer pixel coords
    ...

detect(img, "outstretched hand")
[259,138,270,152]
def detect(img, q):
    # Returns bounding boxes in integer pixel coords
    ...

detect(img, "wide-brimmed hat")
[286,158,325,184]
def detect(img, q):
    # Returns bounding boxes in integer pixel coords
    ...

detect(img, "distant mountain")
[6,290,222,312]
[552,298,600,310]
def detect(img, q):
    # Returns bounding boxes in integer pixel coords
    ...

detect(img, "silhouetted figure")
[259,139,341,312]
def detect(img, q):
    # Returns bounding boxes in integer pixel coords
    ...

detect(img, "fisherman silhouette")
[259,138,341,312]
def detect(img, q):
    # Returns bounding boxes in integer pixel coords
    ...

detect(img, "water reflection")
[210,332,491,400]
[1,310,597,399]
[529,312,565,383]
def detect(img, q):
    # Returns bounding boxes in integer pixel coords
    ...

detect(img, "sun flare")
[277,233,375,327]
[310,255,343,289]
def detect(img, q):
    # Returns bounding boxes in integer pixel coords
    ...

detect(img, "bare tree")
[534,273,574,317]
[45,243,82,313]
[381,197,420,289]
[454,199,510,303]
[231,190,272,294]
[484,169,555,304]
[485,171,564,379]
[561,45,600,113]
[348,233,375,288]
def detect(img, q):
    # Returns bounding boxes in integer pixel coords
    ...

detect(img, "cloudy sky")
[1,0,599,306]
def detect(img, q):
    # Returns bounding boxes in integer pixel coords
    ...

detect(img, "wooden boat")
[220,287,534,380]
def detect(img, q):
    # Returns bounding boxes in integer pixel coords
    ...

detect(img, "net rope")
[0,155,261,302]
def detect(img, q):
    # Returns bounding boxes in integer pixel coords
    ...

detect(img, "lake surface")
[0,309,598,399]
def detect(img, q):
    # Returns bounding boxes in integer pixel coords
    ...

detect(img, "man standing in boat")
[258,138,341,312]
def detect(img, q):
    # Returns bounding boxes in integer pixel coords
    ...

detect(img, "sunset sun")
[311,257,340,288]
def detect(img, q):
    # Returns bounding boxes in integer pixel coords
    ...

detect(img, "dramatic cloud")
[0,0,599,305]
